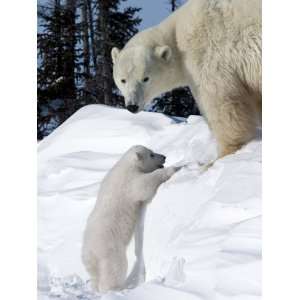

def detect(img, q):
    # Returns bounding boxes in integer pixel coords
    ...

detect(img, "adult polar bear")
[112,0,261,159]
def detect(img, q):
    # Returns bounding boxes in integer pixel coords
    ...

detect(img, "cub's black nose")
[127,104,139,113]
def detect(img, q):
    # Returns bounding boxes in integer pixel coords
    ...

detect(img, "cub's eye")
[150,153,154,158]
[121,79,126,84]
[143,77,149,82]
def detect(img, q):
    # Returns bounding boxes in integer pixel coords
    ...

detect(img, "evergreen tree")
[38,0,66,139]
[152,87,199,118]
[108,2,141,106]
[37,0,141,139]
[38,0,81,138]
[82,0,141,106]
[62,0,78,116]
[170,0,179,11]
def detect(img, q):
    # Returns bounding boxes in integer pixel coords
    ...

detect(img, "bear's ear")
[155,45,172,62]
[136,152,143,161]
[111,47,121,64]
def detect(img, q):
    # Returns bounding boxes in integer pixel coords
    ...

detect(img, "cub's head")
[111,45,172,113]
[128,145,166,173]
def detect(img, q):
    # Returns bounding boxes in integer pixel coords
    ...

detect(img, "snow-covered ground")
[38,105,261,300]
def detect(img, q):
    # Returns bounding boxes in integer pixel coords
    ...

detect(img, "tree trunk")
[87,0,97,71]
[97,0,112,106]
[81,0,91,101]
[63,0,77,117]
[54,0,63,79]
[82,0,90,79]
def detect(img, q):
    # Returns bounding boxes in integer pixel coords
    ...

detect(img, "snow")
[38,104,261,300]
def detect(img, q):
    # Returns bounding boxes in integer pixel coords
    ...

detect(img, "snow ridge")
[38,105,261,300]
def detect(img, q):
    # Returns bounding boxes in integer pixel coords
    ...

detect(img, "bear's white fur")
[112,0,261,159]
[82,146,180,292]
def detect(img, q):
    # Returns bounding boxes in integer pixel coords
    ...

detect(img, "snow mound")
[38,104,261,300]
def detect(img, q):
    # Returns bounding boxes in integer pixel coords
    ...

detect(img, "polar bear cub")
[82,145,180,292]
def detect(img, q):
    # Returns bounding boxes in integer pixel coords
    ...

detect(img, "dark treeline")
[37,0,198,140]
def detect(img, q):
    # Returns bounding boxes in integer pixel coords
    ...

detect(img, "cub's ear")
[111,47,121,64]
[136,152,143,161]
[155,45,172,62]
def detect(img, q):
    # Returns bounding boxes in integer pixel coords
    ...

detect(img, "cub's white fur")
[112,0,261,159]
[82,146,180,292]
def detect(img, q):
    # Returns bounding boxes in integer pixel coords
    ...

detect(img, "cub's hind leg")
[96,248,128,292]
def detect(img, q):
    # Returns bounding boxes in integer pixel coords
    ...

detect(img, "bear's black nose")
[127,105,139,113]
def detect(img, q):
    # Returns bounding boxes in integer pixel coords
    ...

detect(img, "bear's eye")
[121,79,126,84]
[150,153,154,158]
[143,77,149,83]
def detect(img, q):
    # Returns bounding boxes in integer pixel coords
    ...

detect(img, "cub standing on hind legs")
[82,145,181,292]
[111,0,261,161]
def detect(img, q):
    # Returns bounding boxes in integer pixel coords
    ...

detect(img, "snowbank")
[38,105,261,300]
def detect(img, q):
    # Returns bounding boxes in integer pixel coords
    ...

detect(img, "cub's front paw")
[166,165,182,177]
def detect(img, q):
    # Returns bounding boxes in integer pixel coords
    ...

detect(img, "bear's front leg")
[212,95,258,159]
[136,166,181,203]
[192,75,259,161]
[152,166,182,185]
[125,204,147,288]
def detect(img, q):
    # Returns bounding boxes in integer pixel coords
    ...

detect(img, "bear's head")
[128,145,166,173]
[111,45,172,113]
